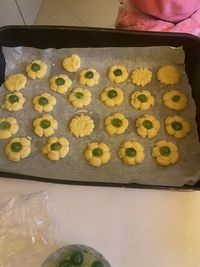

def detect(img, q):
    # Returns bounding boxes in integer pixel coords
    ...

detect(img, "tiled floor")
[35,0,120,28]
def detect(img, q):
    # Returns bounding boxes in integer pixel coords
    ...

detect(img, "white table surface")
[0,177,200,267]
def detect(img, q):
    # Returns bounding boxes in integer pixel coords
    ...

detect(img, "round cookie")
[42,137,69,161]
[49,74,72,95]
[163,89,188,110]
[157,65,180,85]
[130,89,155,110]
[131,67,152,86]
[100,86,124,107]
[152,140,179,166]
[135,114,160,139]
[107,65,128,83]
[69,114,94,137]
[4,73,27,92]
[2,92,25,111]
[33,114,57,137]
[0,117,19,139]
[63,54,81,72]
[118,140,145,165]
[84,142,111,167]
[33,92,56,113]
[165,115,192,138]
[68,88,91,108]
[105,112,129,135]
[26,60,47,79]
[5,136,32,161]
[79,68,100,87]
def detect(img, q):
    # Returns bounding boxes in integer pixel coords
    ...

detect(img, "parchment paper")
[0,46,200,187]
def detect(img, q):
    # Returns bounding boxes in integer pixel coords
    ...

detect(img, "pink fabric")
[115,0,200,36]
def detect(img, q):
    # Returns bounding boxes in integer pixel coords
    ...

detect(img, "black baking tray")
[0,25,200,190]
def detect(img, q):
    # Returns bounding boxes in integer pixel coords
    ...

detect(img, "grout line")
[14,0,26,25]
[34,0,45,25]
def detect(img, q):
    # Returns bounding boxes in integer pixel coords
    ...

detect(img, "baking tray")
[0,25,200,190]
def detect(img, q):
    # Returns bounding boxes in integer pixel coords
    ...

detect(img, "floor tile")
[0,0,24,26]
[60,0,82,9]
[36,0,65,22]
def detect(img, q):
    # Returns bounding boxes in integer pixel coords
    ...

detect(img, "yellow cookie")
[4,73,27,92]
[42,137,69,161]
[49,74,72,95]
[0,117,19,139]
[79,68,100,87]
[63,54,81,72]
[84,142,111,167]
[131,67,152,86]
[118,140,145,165]
[135,114,160,139]
[130,90,155,110]
[26,60,47,79]
[69,114,94,137]
[5,136,32,161]
[105,112,129,135]
[33,92,56,113]
[68,88,91,108]
[157,65,180,85]
[2,92,25,111]
[152,140,179,166]
[163,89,188,110]
[33,114,57,137]
[165,115,192,138]
[107,65,128,83]
[100,86,124,107]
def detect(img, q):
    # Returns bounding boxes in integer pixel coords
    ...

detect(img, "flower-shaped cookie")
[42,137,69,161]
[63,54,81,72]
[79,68,100,87]
[69,114,94,137]
[68,88,91,108]
[165,115,192,138]
[4,73,27,92]
[107,65,128,83]
[26,60,47,79]
[0,117,19,139]
[135,114,161,139]
[5,136,32,161]
[152,140,179,166]
[118,140,145,165]
[2,92,25,111]
[33,92,56,113]
[49,74,72,94]
[131,67,152,86]
[157,65,180,85]
[130,90,155,110]
[84,142,111,167]
[100,86,124,107]
[105,113,129,135]
[163,89,188,110]
[33,114,57,137]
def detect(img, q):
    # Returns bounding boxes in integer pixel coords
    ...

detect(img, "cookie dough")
[33,114,57,137]
[130,89,155,110]
[152,140,179,166]
[68,88,91,108]
[84,142,111,167]
[33,92,56,113]
[63,54,81,72]
[105,113,129,135]
[131,67,152,86]
[163,89,188,110]
[157,65,180,85]
[107,65,128,83]
[118,140,145,165]
[49,74,72,94]
[69,114,94,137]
[26,60,47,79]
[165,115,192,138]
[42,137,69,161]
[5,136,32,161]
[100,86,124,107]
[4,73,27,92]
[2,92,25,111]
[136,114,160,139]
[0,117,19,139]
[79,68,100,87]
